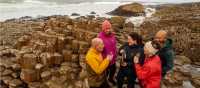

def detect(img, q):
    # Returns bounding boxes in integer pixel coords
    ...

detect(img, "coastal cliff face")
[0,2,200,88]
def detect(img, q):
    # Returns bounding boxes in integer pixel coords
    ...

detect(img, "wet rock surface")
[0,2,200,88]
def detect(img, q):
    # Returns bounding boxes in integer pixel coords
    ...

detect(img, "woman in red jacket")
[134,41,161,88]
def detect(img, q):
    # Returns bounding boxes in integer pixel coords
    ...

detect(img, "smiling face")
[91,38,104,52]
[154,30,167,45]
[127,35,136,46]
[95,42,104,52]
[154,34,165,44]
[104,27,113,35]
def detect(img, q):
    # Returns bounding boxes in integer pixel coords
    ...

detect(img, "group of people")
[85,20,174,88]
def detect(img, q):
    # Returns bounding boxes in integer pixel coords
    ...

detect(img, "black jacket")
[119,43,145,68]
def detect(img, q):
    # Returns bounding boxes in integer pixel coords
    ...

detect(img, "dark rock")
[108,3,145,16]
[87,15,95,20]
[19,16,33,21]
[71,13,80,16]
[90,11,96,14]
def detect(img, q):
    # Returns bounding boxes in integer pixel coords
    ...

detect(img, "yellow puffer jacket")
[85,48,110,87]
[86,48,110,75]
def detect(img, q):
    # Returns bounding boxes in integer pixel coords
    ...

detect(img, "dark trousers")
[90,80,110,88]
[162,72,167,78]
[117,68,136,88]
[106,64,116,80]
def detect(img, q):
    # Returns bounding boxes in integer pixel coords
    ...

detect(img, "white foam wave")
[126,16,145,27]
[125,7,156,28]
[24,0,45,4]
[145,8,156,18]
[93,2,121,5]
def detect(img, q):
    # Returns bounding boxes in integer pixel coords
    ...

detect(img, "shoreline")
[0,2,199,22]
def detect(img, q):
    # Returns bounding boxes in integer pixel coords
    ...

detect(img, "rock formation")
[108,3,145,17]
[0,2,200,88]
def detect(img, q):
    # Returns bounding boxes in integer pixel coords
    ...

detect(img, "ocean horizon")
[0,0,199,21]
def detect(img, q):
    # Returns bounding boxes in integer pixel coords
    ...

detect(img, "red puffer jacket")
[135,55,161,88]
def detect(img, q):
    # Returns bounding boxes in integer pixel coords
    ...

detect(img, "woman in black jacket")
[117,32,144,88]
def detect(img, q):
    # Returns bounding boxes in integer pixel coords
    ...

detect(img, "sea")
[0,0,199,21]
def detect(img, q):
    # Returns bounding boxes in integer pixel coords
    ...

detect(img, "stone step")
[62,50,72,62]
[20,54,37,69]
[40,52,63,67]
[20,69,40,83]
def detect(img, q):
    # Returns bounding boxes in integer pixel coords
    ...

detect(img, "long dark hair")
[129,32,143,46]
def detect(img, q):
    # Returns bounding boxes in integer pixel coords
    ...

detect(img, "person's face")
[104,27,112,35]
[154,33,165,44]
[96,42,104,52]
[144,45,150,56]
[127,36,136,45]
